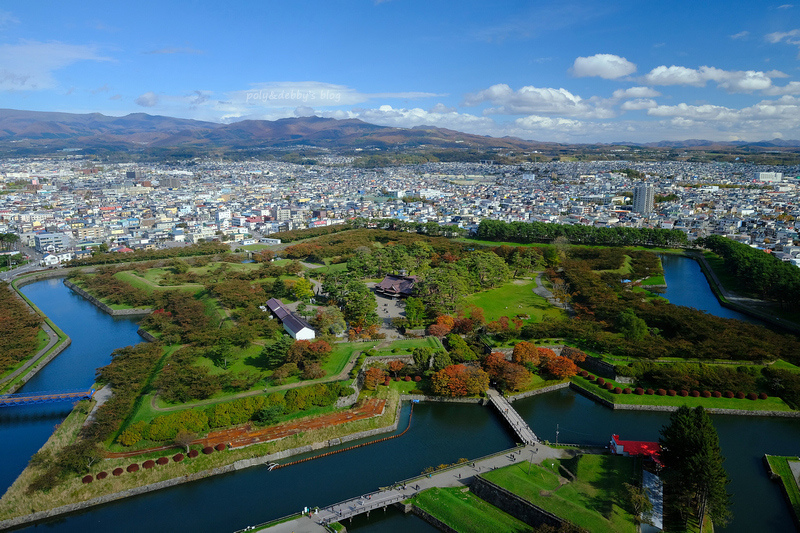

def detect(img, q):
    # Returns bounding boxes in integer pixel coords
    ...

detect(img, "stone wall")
[63,279,152,317]
[506,382,571,402]
[470,476,569,530]
[410,505,459,533]
[578,355,618,380]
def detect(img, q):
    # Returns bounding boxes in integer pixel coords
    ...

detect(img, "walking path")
[486,388,538,445]
[252,443,568,533]
[532,271,574,315]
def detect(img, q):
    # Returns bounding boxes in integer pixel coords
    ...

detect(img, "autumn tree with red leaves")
[364,367,386,390]
[388,360,405,378]
[542,355,579,379]
[431,364,489,397]
[512,341,539,366]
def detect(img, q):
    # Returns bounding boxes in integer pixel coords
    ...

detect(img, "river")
[2,264,799,532]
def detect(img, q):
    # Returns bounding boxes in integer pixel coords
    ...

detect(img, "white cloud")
[0,40,110,91]
[620,99,658,111]
[571,53,636,79]
[766,29,800,44]
[764,81,800,95]
[778,4,794,9]
[0,10,19,27]
[463,83,613,118]
[514,115,585,132]
[644,65,774,93]
[612,86,661,99]
[134,91,159,107]
[730,31,749,40]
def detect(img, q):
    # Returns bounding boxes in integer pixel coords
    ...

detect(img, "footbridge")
[486,388,538,445]
[0,389,94,408]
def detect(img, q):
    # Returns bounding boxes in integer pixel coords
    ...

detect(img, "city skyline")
[3,1,800,143]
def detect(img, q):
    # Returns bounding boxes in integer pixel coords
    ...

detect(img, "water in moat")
[3,263,799,532]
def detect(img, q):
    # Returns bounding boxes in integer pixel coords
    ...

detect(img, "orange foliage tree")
[537,347,558,364]
[431,364,489,397]
[428,315,455,337]
[364,367,386,390]
[560,346,587,363]
[388,360,405,378]
[482,352,531,392]
[512,341,539,366]
[542,355,579,379]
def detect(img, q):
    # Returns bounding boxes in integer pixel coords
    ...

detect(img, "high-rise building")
[633,184,654,214]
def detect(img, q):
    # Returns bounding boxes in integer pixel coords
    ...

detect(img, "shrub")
[635,387,644,395]
[713,391,722,398]
[588,375,595,381]
[613,387,622,394]
[404,376,412,382]
[657,389,666,396]
[691,390,700,398]
[759,392,768,400]
[646,388,654,395]
[605,382,614,390]
[112,468,124,476]
[414,376,421,382]
[680,390,688,397]
[188,450,199,458]
[127,464,139,473]
[747,392,758,400]
[173,453,185,462]
[409,389,424,395]
[97,471,108,480]
[579,371,588,377]
[623,388,631,394]
[394,376,400,381]
[143,460,156,469]
[157,457,169,465]
[82,475,93,484]
[702,390,711,398]
[597,378,605,386]
[668,390,676,396]
[724,391,734,398]
[735,391,745,399]
[202,446,214,455]
[214,443,226,451]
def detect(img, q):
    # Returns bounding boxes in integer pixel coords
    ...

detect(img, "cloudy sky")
[2,1,800,143]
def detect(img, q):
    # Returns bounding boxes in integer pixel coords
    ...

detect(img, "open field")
[483,454,638,533]
[410,486,530,533]
[765,455,800,521]
[463,280,565,323]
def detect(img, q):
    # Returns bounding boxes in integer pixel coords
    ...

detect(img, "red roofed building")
[610,434,662,465]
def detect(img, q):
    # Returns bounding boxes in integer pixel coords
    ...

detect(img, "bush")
[394,376,400,381]
[713,391,722,398]
[143,460,155,469]
[409,389,424,395]
[605,382,614,390]
[579,371,588,377]
[188,450,199,458]
[597,378,605,386]
[759,392,769,400]
[202,446,214,455]
[623,388,631,394]
[680,390,688,397]
[747,392,758,400]
[724,391,734,398]
[214,443,226,451]
[127,464,139,473]
[668,390,676,396]
[97,471,108,480]
[157,457,169,465]
[173,453,185,462]
[588,375,595,381]
[735,391,745,399]
[112,468,124,476]
[635,387,644,395]
[646,388,654,395]
[702,390,711,398]
[82,475,93,484]
[414,376,421,382]
[657,389,666,396]
[613,387,622,394]
[691,390,700,398]
[403,376,411,381]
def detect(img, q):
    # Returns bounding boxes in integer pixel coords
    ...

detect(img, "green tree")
[403,297,426,326]
[617,309,648,340]
[292,277,314,302]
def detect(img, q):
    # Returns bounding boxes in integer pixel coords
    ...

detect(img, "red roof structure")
[610,434,662,465]
[375,274,418,298]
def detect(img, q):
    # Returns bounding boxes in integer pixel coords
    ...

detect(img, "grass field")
[463,280,565,323]
[571,375,794,411]
[483,455,639,533]
[370,337,444,357]
[765,455,800,521]
[410,486,530,533]
[641,275,666,286]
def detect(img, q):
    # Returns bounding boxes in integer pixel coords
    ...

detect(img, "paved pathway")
[486,388,538,445]
[255,443,569,533]
[532,271,574,315]
[0,303,60,389]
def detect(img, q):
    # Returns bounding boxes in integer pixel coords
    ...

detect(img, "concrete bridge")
[486,388,538,445]
[0,389,94,408]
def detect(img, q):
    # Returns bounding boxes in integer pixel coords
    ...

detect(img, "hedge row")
[583,373,769,400]
[81,446,227,483]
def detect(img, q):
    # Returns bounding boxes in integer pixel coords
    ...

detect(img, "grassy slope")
[463,280,565,323]
[411,486,530,533]
[766,455,800,521]
[483,455,638,533]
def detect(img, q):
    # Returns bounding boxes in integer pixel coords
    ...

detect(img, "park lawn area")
[641,275,666,285]
[116,270,203,294]
[509,375,568,395]
[410,486,530,533]
[460,238,550,249]
[570,375,794,411]
[483,455,638,533]
[321,342,362,376]
[771,359,800,372]
[371,337,444,357]
[595,254,633,275]
[765,455,800,519]
[464,280,565,323]
[242,244,272,251]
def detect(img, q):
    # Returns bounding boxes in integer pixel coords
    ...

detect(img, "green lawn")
[640,275,666,286]
[771,360,800,372]
[571,375,794,411]
[370,337,444,357]
[410,486,530,533]
[483,455,639,533]
[464,280,565,323]
[765,455,800,520]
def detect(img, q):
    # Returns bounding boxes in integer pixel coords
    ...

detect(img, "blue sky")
[2,1,800,143]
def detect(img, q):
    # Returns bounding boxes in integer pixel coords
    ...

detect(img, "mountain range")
[1,108,799,154]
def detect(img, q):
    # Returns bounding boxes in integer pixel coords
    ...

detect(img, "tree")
[431,364,489,397]
[403,297,426,326]
[624,483,654,525]
[292,277,314,302]
[312,306,346,335]
[413,347,433,370]
[617,309,648,340]
[512,341,539,365]
[388,360,405,378]
[542,355,579,379]
[659,406,731,530]
[364,367,386,390]
[174,430,196,453]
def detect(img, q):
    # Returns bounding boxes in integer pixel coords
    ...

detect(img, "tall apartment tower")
[633,184,655,214]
